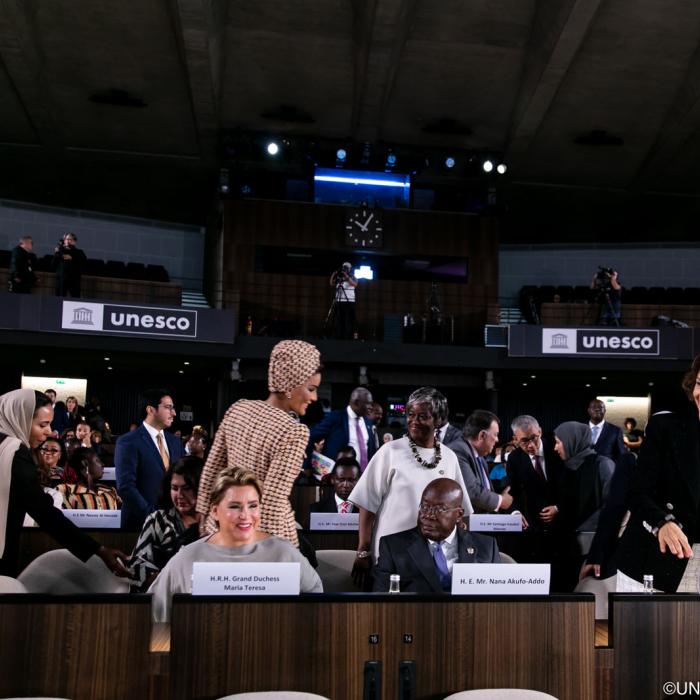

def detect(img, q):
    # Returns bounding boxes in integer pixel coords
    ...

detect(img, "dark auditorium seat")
[626,286,650,303]
[554,285,575,302]
[683,287,700,305]
[84,258,106,276]
[36,254,54,272]
[146,263,170,282]
[536,285,556,304]
[125,261,148,280]
[104,260,127,278]
[573,285,593,303]
[665,286,685,304]
[647,286,666,303]
[0,249,10,267]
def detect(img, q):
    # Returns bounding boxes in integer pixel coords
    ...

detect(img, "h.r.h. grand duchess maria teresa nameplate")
[191,562,301,595]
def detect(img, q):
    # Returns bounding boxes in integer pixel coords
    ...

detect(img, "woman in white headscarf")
[0,388,129,577]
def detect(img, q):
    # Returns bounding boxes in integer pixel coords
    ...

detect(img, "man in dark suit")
[587,399,626,460]
[373,478,500,593]
[115,388,185,529]
[457,410,513,514]
[308,459,360,515]
[9,235,37,293]
[52,231,87,298]
[308,387,376,471]
[507,415,566,584]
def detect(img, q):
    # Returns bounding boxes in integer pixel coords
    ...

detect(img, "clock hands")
[352,212,375,232]
[362,213,374,230]
[353,219,367,231]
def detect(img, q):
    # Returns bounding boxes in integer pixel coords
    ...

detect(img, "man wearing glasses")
[373,478,500,593]
[507,415,564,584]
[115,389,185,529]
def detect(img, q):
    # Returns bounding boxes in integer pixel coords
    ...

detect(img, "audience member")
[0,389,128,577]
[45,389,70,436]
[460,410,514,513]
[507,415,566,585]
[197,340,321,548]
[9,235,37,293]
[349,387,473,583]
[23,438,63,526]
[622,417,643,455]
[57,447,120,509]
[37,436,64,484]
[52,231,86,298]
[75,420,92,448]
[62,437,82,483]
[373,478,499,593]
[587,399,626,460]
[308,387,376,471]
[369,402,383,449]
[615,355,700,592]
[554,421,615,589]
[150,467,322,622]
[382,432,394,444]
[65,396,85,430]
[115,388,185,529]
[128,456,203,592]
[309,458,360,514]
[185,433,207,459]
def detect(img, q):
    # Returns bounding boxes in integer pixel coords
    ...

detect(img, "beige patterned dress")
[196,400,308,546]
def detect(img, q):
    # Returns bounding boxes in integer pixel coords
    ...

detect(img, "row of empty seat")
[0,249,170,282]
[521,284,700,306]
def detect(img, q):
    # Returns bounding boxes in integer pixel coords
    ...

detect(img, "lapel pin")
[467,547,475,555]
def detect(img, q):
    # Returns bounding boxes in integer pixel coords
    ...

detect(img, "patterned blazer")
[196,400,309,546]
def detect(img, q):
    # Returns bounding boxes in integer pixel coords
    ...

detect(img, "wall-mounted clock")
[344,207,383,248]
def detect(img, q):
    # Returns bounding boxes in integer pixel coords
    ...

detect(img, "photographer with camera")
[52,232,87,298]
[590,266,622,326]
[329,262,358,339]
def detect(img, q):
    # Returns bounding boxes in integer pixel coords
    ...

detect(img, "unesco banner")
[0,296,238,344]
[509,325,693,359]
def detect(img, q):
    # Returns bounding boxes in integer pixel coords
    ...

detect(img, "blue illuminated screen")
[313,167,411,207]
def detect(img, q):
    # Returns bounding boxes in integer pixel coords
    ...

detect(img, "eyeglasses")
[418,504,461,517]
[40,448,61,454]
[516,434,541,447]
[160,404,176,412]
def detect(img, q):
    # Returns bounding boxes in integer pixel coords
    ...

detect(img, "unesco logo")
[576,329,659,355]
[103,305,197,337]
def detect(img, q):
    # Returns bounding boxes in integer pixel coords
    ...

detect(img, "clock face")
[344,207,383,248]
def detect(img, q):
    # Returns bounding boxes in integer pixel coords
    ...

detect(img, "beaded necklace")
[408,436,442,469]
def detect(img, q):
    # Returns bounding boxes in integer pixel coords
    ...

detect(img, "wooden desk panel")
[171,594,595,700]
[612,594,700,700]
[0,595,151,700]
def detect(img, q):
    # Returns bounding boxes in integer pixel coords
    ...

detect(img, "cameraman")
[52,232,86,298]
[590,267,621,326]
[330,262,358,339]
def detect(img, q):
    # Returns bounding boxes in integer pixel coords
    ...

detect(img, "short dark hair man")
[373,478,500,593]
[461,410,513,513]
[9,236,37,293]
[52,232,87,298]
[115,388,185,529]
[308,387,376,471]
[309,458,360,515]
[587,399,626,461]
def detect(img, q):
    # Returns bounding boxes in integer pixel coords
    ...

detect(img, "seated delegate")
[149,466,323,622]
[373,477,500,593]
[128,456,203,592]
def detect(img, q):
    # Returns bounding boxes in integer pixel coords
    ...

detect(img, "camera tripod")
[323,273,355,338]
[596,287,621,327]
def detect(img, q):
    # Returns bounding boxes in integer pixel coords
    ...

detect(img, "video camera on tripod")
[594,266,615,291]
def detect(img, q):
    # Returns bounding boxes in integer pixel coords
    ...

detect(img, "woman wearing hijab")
[196,340,322,547]
[0,388,129,577]
[553,420,615,589]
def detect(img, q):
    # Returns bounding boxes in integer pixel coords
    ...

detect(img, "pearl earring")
[285,392,292,399]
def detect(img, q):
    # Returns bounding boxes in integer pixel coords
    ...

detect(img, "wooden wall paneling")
[170,597,379,700]
[170,596,595,700]
[612,595,700,700]
[0,595,151,700]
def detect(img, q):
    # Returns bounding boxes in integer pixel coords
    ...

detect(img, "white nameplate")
[452,564,550,595]
[469,513,522,532]
[309,512,360,531]
[191,562,301,595]
[101,467,116,481]
[62,508,121,528]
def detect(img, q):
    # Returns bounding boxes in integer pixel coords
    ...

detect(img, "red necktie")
[340,501,351,513]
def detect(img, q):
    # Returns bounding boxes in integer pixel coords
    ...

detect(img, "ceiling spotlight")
[585,383,591,387]
[522,382,528,387]
[385,152,397,170]
[496,163,507,175]
[336,148,347,162]
[648,381,654,386]
[482,159,494,173]
[218,168,230,194]
[444,156,456,169]
[184,361,190,366]
[104,357,110,361]
[107,366,113,370]
[266,141,280,156]
[178,370,184,374]
[530,375,536,379]
[39,358,46,364]
[601,376,607,380]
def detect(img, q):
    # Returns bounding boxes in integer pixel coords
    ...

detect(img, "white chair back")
[217,693,331,700]
[18,549,129,594]
[443,690,559,699]
[574,574,617,619]
[315,549,356,592]
[0,575,27,593]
